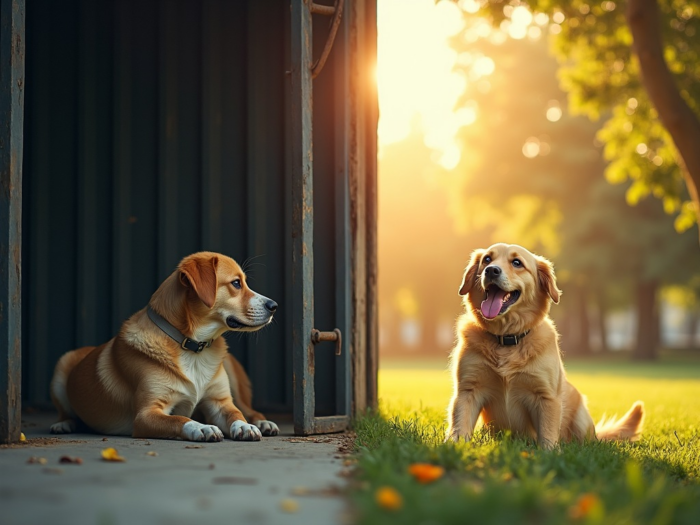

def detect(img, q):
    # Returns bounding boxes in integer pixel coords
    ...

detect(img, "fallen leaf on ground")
[569,493,603,519]
[59,456,83,464]
[27,456,47,465]
[101,447,126,462]
[291,486,341,497]
[146,451,158,457]
[185,445,202,449]
[279,499,300,513]
[212,476,258,485]
[20,433,26,442]
[375,486,403,511]
[101,437,108,441]
[408,463,445,484]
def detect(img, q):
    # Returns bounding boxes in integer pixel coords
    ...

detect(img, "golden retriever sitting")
[50,252,279,442]
[446,243,644,448]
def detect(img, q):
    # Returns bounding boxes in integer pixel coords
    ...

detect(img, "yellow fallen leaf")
[375,486,403,511]
[146,451,158,457]
[279,498,299,513]
[408,463,445,484]
[101,447,126,462]
[20,433,26,442]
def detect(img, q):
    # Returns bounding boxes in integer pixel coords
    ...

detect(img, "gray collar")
[146,306,213,353]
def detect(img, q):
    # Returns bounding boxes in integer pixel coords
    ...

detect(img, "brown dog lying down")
[446,243,644,448]
[50,252,279,442]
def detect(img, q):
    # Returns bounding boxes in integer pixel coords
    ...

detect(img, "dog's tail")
[595,401,645,441]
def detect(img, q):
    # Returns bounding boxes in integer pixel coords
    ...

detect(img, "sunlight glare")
[522,137,541,158]
[458,0,481,14]
[473,56,495,77]
[511,6,533,26]
[546,100,563,122]
[377,0,469,170]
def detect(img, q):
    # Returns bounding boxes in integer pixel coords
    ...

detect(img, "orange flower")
[408,463,445,484]
[520,451,530,458]
[101,447,126,462]
[569,493,602,519]
[375,486,403,511]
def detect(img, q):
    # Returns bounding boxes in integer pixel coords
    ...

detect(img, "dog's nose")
[485,266,502,278]
[264,299,278,313]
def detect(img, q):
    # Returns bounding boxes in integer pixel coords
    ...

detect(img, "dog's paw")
[230,420,262,441]
[445,432,471,444]
[182,421,224,442]
[538,439,558,451]
[50,420,75,434]
[253,419,280,437]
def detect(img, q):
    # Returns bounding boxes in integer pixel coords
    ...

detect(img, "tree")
[476,0,700,239]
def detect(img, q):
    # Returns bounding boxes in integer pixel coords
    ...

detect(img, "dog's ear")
[458,249,484,296]
[179,255,219,309]
[536,256,561,304]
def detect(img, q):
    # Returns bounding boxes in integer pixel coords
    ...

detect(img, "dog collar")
[490,329,530,346]
[147,306,213,353]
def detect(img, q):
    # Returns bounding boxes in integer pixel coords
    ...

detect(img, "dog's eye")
[231,279,242,290]
[482,256,492,265]
[512,259,522,268]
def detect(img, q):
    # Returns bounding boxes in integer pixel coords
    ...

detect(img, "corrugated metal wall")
[21,0,345,416]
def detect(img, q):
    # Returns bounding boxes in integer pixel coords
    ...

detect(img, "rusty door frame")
[0,0,25,445]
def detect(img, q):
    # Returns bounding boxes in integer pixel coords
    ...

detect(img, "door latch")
[311,328,342,356]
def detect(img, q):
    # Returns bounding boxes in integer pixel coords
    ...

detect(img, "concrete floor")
[0,413,353,525]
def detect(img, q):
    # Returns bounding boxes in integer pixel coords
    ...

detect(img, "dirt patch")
[0,437,88,449]
[282,431,356,456]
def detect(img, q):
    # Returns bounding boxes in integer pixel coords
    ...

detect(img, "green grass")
[351,354,700,524]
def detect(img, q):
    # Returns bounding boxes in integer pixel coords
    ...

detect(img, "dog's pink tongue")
[481,288,507,319]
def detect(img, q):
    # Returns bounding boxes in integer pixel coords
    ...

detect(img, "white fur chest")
[177,349,222,406]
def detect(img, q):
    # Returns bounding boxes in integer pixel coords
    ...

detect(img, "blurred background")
[376,0,700,361]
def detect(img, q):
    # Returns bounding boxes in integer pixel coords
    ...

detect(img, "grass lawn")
[351,353,700,524]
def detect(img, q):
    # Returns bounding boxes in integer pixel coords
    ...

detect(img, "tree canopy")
[476,0,700,233]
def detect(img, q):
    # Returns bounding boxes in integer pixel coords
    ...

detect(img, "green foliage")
[351,358,700,524]
[478,0,700,228]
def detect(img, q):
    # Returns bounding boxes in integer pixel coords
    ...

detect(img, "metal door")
[290,0,352,435]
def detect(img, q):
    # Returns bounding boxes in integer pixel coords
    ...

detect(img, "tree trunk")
[594,290,609,353]
[633,280,660,360]
[565,285,591,355]
[627,0,700,242]
[421,310,438,355]
[577,285,591,355]
[688,311,699,349]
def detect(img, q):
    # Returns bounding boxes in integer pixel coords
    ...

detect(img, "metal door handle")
[311,328,342,355]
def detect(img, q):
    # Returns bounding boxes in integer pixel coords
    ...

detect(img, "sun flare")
[377,0,468,170]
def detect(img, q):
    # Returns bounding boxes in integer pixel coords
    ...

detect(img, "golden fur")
[446,243,644,448]
[50,252,279,441]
